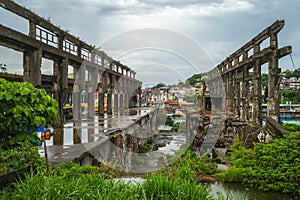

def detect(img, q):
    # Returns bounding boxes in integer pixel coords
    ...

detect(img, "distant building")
[280,77,300,90]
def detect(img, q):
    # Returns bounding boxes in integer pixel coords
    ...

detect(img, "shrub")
[228,131,300,195]
[0,140,45,175]
[0,78,58,149]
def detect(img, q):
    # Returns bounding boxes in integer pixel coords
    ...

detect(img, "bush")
[161,150,217,178]
[0,140,45,175]
[228,131,300,195]
[0,78,58,174]
[0,78,58,149]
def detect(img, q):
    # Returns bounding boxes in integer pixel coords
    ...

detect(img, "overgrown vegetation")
[280,88,300,104]
[284,69,300,79]
[0,140,45,175]
[0,78,58,174]
[186,73,206,86]
[159,150,218,179]
[217,123,300,196]
[0,78,58,149]
[156,112,186,133]
[0,158,215,200]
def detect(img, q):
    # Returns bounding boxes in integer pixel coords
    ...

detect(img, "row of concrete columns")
[207,20,292,125]
[72,66,142,122]
[18,9,141,125]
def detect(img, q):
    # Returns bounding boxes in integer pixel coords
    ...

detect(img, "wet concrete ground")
[39,108,154,166]
[38,107,188,170]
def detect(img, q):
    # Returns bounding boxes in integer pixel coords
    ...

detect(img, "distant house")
[280,77,300,90]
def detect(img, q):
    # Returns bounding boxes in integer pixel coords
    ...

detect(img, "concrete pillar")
[73,127,82,144]
[252,44,262,126]
[107,87,112,115]
[53,128,64,145]
[87,91,94,118]
[53,60,60,103]
[138,86,142,107]
[23,48,42,86]
[112,75,118,112]
[235,69,241,118]
[123,78,128,109]
[267,33,281,122]
[114,94,119,112]
[87,69,97,118]
[98,91,104,116]
[73,64,84,122]
[88,128,94,143]
[52,58,68,125]
[241,66,249,121]
[228,69,234,113]
[119,93,124,111]
[29,21,36,38]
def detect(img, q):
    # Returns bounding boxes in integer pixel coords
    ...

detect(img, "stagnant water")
[209,182,299,200]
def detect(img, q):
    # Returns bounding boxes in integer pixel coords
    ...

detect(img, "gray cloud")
[1,0,299,85]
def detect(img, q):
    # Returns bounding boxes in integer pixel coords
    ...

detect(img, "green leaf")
[5,93,12,101]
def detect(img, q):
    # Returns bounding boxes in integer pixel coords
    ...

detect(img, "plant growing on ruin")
[0,78,58,149]
[225,127,300,195]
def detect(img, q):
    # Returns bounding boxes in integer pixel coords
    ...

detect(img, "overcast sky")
[0,0,299,86]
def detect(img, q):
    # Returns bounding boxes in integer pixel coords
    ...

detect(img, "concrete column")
[107,87,112,115]
[252,44,262,125]
[60,58,69,91]
[112,75,118,112]
[98,92,104,116]
[53,128,64,145]
[73,65,84,123]
[267,33,281,122]
[119,93,124,111]
[53,61,59,104]
[73,127,82,144]
[29,21,36,38]
[88,89,95,118]
[138,86,142,107]
[122,78,127,109]
[241,66,250,121]
[73,89,81,122]
[87,69,97,118]
[88,128,94,143]
[114,94,119,112]
[235,69,241,118]
[228,69,234,113]
[23,48,42,86]
[98,77,105,116]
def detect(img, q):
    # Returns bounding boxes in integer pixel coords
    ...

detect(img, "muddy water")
[209,182,299,200]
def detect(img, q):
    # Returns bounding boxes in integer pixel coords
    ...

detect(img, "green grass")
[0,160,216,200]
[214,167,245,182]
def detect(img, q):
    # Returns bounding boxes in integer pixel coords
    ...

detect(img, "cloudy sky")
[0,0,299,86]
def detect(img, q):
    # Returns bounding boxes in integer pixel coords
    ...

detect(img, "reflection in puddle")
[45,108,156,146]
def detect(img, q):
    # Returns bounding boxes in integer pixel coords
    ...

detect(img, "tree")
[152,83,166,89]
[284,69,300,79]
[261,73,268,87]
[0,78,58,149]
[185,73,204,86]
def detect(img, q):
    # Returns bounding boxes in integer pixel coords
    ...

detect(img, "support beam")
[252,44,262,125]
[267,33,281,122]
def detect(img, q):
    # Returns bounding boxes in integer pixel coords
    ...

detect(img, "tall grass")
[0,162,213,200]
[214,167,246,182]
